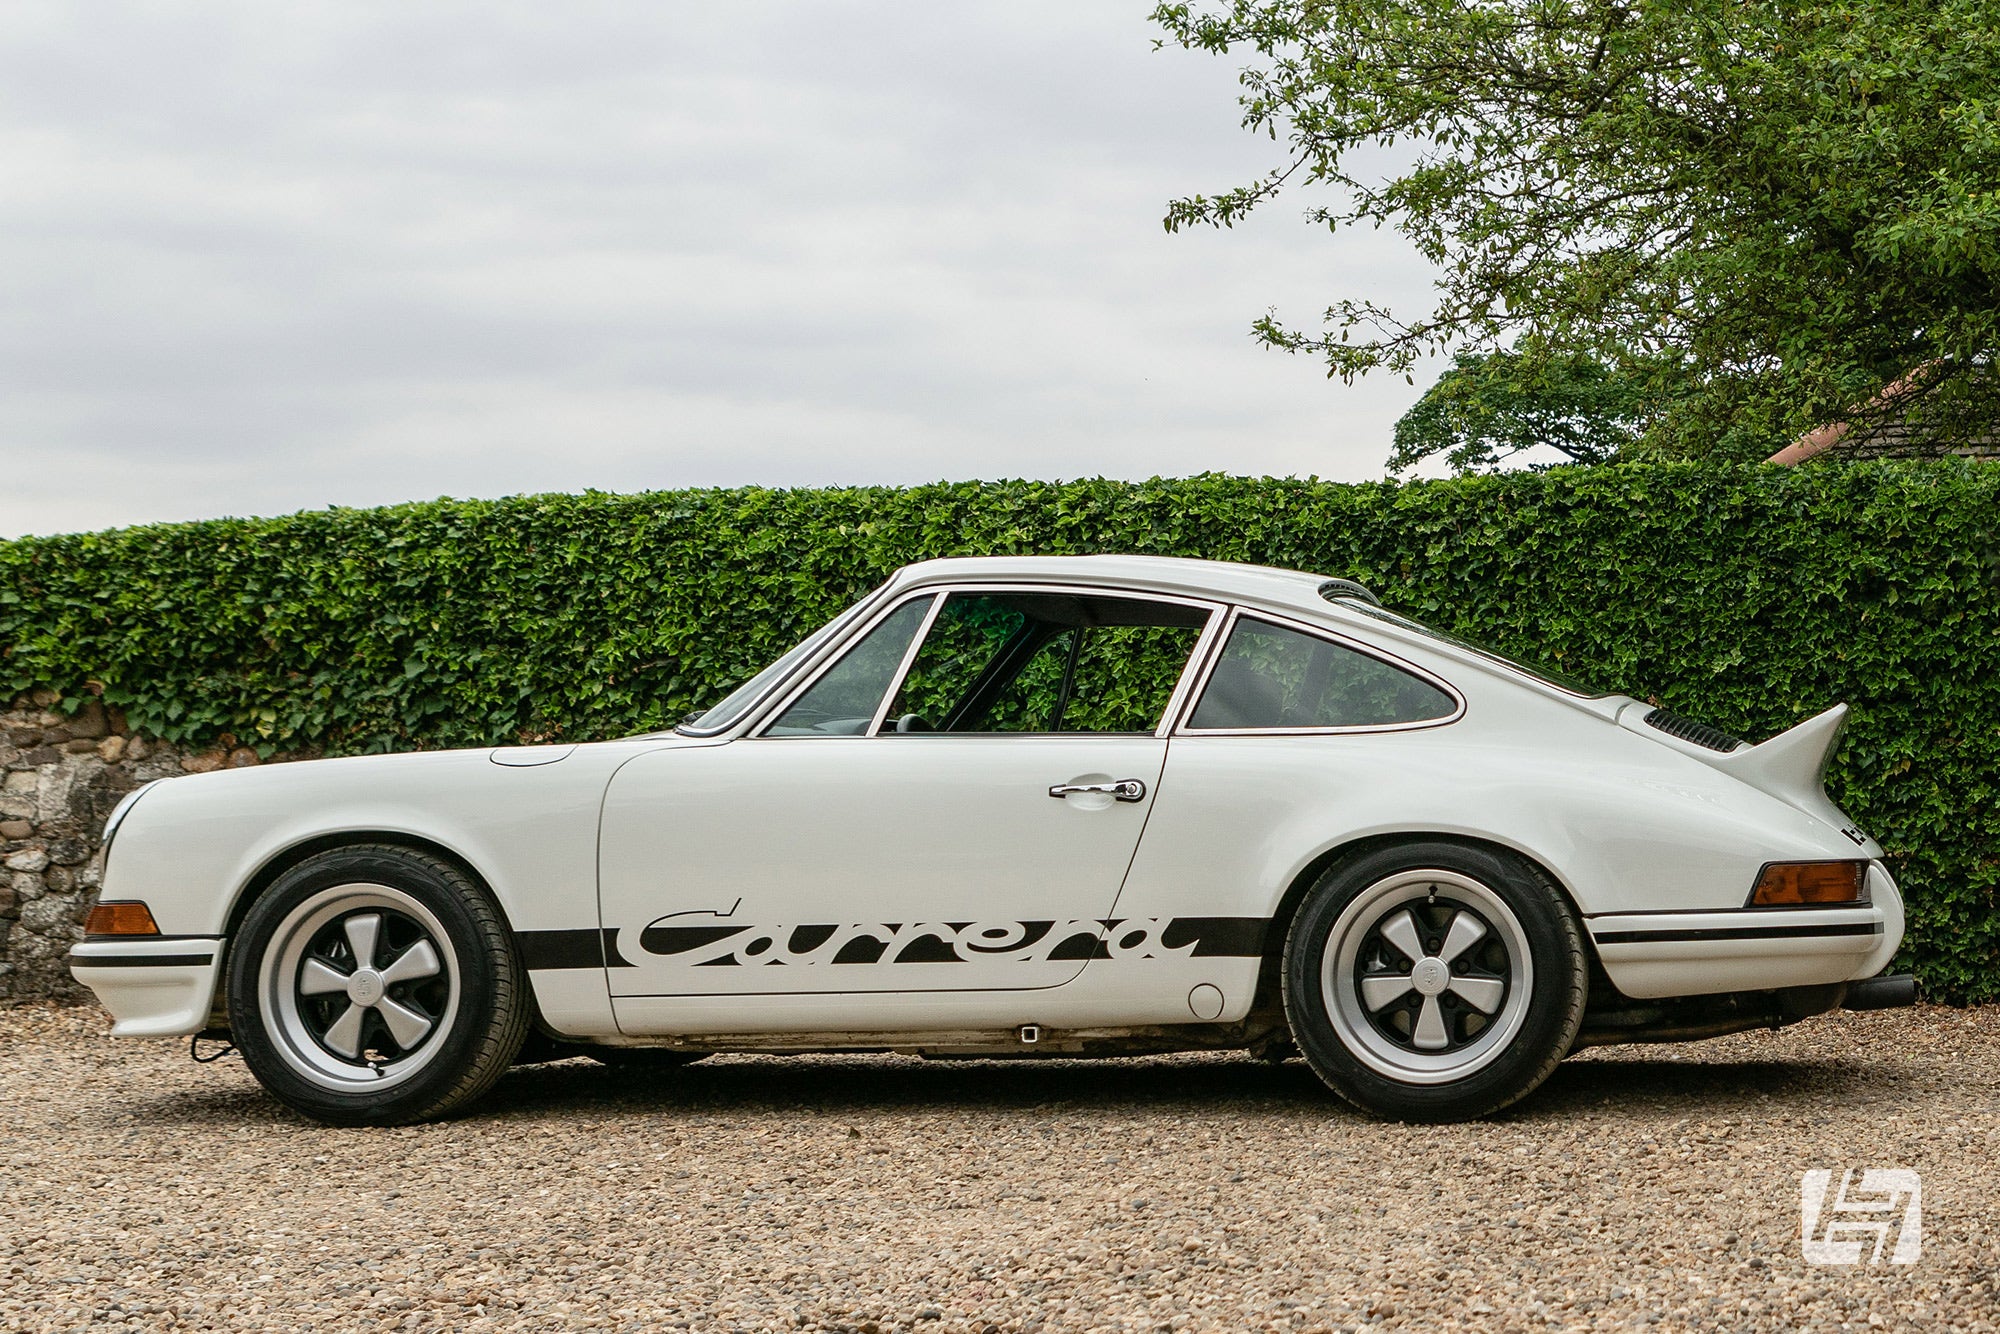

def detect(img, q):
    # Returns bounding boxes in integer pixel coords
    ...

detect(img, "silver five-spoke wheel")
[231,844,530,1124]
[1320,868,1534,1086]
[260,884,462,1093]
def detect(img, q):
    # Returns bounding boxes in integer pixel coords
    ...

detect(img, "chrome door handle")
[1048,779,1147,803]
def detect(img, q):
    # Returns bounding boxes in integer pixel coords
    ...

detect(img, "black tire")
[1282,840,1586,1121]
[226,844,531,1126]
[582,1046,709,1071]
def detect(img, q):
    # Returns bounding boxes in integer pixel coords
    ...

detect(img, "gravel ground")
[2,1002,1996,1333]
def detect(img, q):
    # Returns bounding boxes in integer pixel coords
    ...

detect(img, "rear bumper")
[1588,864,1904,1000]
[68,938,224,1036]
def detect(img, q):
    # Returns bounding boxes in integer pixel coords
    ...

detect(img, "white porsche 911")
[70,555,1913,1124]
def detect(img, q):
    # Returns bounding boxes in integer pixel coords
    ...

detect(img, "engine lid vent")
[1643,707,1744,753]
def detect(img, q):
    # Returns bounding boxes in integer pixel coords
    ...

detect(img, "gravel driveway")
[3,1002,1995,1332]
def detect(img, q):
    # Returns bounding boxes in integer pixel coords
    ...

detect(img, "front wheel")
[1283,841,1586,1121]
[226,845,531,1125]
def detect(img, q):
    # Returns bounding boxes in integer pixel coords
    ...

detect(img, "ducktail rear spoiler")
[1703,703,1859,833]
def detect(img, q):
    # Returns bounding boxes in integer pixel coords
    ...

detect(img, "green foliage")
[890,594,1201,734]
[1154,0,2000,460]
[2,466,1995,1000]
[1392,352,1652,472]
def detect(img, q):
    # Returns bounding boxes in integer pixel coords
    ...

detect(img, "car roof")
[886,554,1342,620]
[882,556,1620,710]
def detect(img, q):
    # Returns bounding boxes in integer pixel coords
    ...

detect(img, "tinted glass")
[764,597,932,736]
[1187,617,1456,729]
[886,591,1207,734]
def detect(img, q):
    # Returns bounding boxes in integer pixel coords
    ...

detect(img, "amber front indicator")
[85,901,160,936]
[1749,862,1868,907]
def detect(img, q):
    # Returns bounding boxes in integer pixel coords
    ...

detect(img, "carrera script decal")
[634,912,1264,966]
[517,916,1265,971]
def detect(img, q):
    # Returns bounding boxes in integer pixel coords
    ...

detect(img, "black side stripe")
[68,951,215,968]
[1160,917,1266,957]
[1594,922,1881,945]
[523,917,1270,970]
[517,928,632,970]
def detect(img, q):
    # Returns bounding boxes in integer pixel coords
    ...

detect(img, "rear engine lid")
[1619,702,1875,851]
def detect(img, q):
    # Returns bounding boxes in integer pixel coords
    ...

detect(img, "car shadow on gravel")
[481,1053,1333,1121]
[1524,1053,1903,1119]
[468,1049,1900,1125]
[117,1049,1902,1129]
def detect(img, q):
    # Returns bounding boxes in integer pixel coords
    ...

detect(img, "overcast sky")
[0,2,1448,538]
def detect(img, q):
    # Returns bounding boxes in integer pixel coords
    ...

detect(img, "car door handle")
[1048,779,1147,803]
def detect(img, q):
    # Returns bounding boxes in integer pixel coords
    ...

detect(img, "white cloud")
[0,2,1445,537]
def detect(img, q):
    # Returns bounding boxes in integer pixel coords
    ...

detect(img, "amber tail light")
[1749,862,1869,907]
[85,901,161,936]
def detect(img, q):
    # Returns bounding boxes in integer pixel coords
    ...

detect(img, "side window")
[884,591,1208,734]
[1186,616,1456,730]
[1059,623,1208,733]
[764,596,932,736]
[977,627,1075,732]
[887,592,1029,730]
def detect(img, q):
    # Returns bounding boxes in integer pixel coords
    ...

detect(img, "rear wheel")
[1283,841,1586,1121]
[226,845,530,1125]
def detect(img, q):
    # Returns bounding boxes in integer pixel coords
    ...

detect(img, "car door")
[596,585,1217,1026]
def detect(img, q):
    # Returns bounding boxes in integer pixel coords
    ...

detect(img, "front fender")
[89,742,668,1037]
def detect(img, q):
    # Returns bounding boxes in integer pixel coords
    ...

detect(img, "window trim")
[866,591,949,735]
[1170,606,1466,737]
[748,582,1226,740]
[750,590,941,740]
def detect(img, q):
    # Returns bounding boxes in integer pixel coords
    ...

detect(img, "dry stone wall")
[0,690,290,1002]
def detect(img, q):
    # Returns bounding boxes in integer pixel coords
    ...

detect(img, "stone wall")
[0,691,284,1002]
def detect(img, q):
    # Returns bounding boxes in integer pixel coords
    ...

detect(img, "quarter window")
[1186,616,1456,730]
[764,596,933,736]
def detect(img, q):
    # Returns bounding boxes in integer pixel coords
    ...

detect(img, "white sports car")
[71,556,1912,1124]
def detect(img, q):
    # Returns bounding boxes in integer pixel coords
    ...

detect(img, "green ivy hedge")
[4,463,1995,1000]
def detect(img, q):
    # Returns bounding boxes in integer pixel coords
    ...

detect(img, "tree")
[1390,351,1649,471]
[1153,0,2000,463]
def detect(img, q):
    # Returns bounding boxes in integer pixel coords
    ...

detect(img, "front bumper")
[68,937,224,1036]
[1587,864,1905,1001]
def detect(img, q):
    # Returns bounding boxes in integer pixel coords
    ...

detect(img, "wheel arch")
[1251,831,1596,998]
[220,830,515,968]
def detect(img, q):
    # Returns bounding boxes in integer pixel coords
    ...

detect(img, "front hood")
[490,744,577,768]
[154,734,699,793]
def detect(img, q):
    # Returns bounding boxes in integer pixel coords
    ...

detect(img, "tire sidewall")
[227,846,514,1125]
[1284,841,1584,1120]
